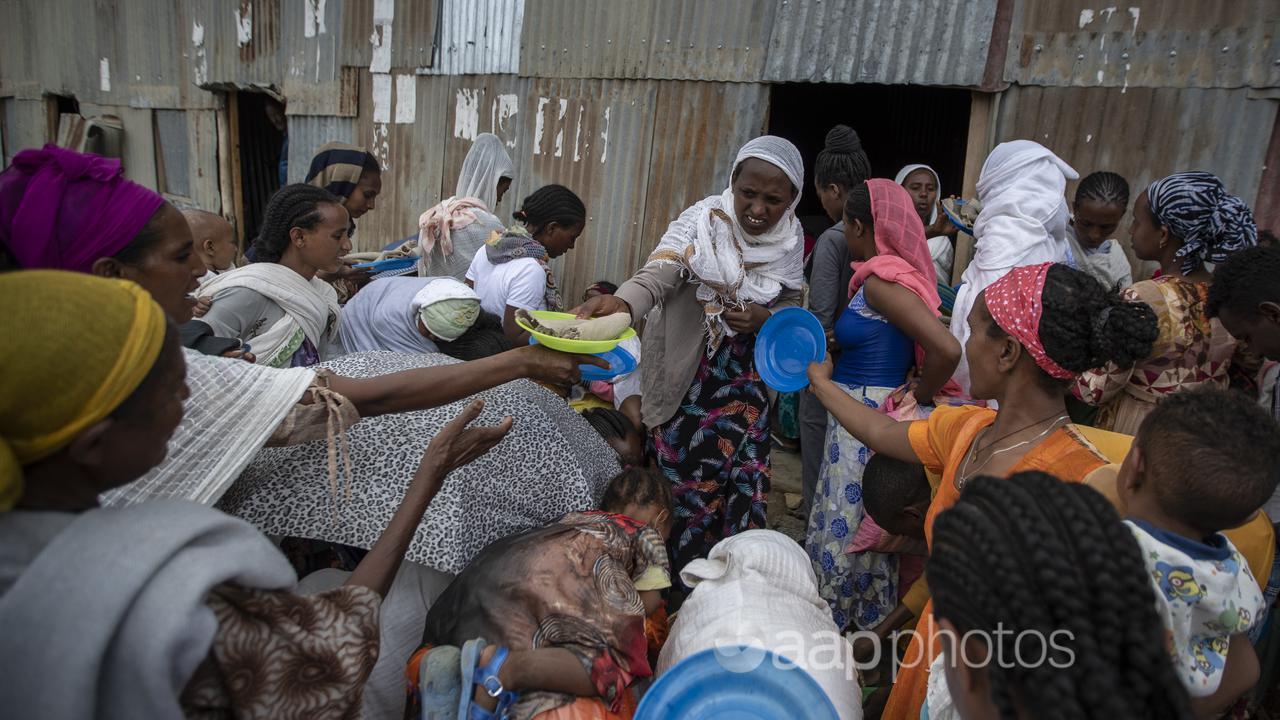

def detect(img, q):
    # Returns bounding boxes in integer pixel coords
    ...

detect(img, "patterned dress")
[650,333,770,586]
[1075,277,1236,434]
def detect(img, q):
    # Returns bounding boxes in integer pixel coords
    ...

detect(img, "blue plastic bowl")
[350,257,417,273]
[527,338,637,382]
[754,307,826,393]
[636,646,839,720]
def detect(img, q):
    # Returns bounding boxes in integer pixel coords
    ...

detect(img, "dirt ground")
[766,446,807,542]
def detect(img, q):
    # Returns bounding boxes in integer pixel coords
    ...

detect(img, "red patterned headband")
[982,263,1076,380]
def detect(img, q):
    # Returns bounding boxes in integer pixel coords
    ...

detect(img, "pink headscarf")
[0,145,165,272]
[848,179,940,313]
[983,263,1075,380]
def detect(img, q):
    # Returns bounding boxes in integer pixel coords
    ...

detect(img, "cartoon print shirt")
[1126,518,1266,697]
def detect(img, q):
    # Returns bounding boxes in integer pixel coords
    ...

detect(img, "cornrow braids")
[842,182,873,228]
[599,467,674,517]
[929,473,1192,720]
[815,125,872,189]
[512,184,586,237]
[435,311,511,360]
[582,407,637,442]
[1075,171,1130,208]
[1035,264,1158,385]
[1207,245,1280,319]
[250,184,341,263]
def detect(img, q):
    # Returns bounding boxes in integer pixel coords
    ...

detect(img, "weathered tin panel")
[286,114,358,184]
[418,0,523,76]
[994,84,1278,272]
[763,0,999,86]
[281,0,350,114]
[1005,0,1280,89]
[519,0,774,82]
[1,98,48,165]
[340,0,438,71]
[637,81,770,267]
[184,0,283,91]
[347,73,453,252]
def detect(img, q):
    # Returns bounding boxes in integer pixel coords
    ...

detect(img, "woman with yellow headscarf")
[0,270,512,719]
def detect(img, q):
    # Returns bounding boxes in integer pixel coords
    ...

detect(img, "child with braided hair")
[927,472,1193,720]
[466,184,587,343]
[1066,170,1134,290]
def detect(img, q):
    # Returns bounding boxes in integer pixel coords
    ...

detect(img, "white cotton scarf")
[101,349,316,507]
[201,262,341,367]
[0,501,295,719]
[455,133,515,213]
[951,140,1078,392]
[648,135,806,355]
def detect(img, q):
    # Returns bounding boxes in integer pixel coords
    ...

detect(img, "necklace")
[956,413,1070,489]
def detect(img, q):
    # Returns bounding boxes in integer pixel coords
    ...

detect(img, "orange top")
[881,405,1109,720]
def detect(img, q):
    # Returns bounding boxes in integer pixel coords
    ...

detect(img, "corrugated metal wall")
[762,0,999,86]
[419,0,523,76]
[519,0,775,81]
[995,84,1279,270]
[1005,0,1280,89]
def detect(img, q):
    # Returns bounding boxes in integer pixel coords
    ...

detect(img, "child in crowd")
[183,208,238,319]
[1117,388,1280,717]
[410,468,674,719]
[929,473,1192,719]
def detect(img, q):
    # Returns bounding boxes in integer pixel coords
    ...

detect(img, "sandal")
[459,638,520,720]
[417,645,462,720]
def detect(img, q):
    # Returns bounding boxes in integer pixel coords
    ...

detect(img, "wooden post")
[951,91,999,285]
[225,92,247,253]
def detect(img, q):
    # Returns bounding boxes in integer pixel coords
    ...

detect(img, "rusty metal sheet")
[763,0,999,86]
[183,0,283,92]
[994,84,1278,273]
[519,0,774,82]
[1005,0,1280,89]
[340,0,437,72]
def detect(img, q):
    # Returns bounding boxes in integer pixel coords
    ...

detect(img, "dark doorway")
[233,92,286,246]
[767,83,971,238]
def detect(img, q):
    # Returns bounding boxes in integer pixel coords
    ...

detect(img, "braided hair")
[1207,244,1280,320]
[582,407,637,443]
[987,264,1158,388]
[815,125,872,190]
[599,467,674,517]
[1074,171,1130,208]
[435,311,512,360]
[513,184,586,237]
[250,184,342,263]
[929,473,1192,720]
[842,182,873,229]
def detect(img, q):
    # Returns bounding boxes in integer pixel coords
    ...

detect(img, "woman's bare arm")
[808,357,919,462]
[865,276,961,403]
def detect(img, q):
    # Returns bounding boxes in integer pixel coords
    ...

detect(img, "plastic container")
[635,646,839,720]
[515,310,637,353]
[754,307,826,392]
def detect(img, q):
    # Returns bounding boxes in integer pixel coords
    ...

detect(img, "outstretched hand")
[807,354,834,389]
[420,399,513,479]
[517,345,610,388]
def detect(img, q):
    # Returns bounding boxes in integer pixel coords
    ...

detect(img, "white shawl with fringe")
[201,262,341,367]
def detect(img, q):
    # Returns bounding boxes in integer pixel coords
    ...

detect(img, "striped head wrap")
[305,142,374,201]
[984,263,1076,380]
[1147,171,1256,274]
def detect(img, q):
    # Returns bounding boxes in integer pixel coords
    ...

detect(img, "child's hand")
[193,296,212,318]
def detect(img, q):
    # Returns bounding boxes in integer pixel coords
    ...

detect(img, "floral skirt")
[650,334,770,586]
[805,382,896,631]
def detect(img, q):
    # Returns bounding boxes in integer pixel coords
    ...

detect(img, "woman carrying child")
[808,262,1158,720]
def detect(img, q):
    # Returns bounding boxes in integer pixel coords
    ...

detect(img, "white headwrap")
[950,140,1078,392]
[412,277,481,342]
[455,133,515,213]
[894,163,941,225]
[648,135,806,354]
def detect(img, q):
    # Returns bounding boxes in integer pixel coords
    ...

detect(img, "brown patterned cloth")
[181,583,380,720]
[419,511,670,719]
[1074,276,1237,434]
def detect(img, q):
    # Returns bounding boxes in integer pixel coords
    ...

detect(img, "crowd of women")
[0,118,1278,720]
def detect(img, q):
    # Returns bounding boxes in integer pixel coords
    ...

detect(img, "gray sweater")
[616,264,802,428]
[808,223,853,336]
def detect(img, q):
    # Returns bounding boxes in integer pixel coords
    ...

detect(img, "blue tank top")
[832,288,914,388]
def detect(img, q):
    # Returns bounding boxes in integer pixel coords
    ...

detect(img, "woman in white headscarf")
[574,136,806,584]
[417,133,515,281]
[950,140,1079,392]
[894,163,957,285]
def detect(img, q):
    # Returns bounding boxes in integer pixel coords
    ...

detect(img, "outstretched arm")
[808,357,919,463]
[865,276,961,403]
[325,345,604,418]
